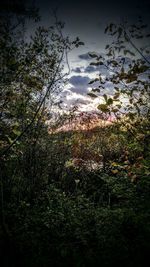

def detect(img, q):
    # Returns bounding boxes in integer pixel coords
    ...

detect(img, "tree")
[0,2,84,263]
[88,17,150,162]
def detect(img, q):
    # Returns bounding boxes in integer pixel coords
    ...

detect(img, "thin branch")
[1,49,65,157]
[122,24,150,65]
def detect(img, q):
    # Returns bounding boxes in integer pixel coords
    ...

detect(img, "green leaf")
[103,94,108,102]
[7,136,13,144]
[113,93,120,100]
[107,98,113,105]
[112,108,119,113]
[13,129,21,136]
[88,92,97,98]
[92,88,100,92]
[116,104,121,109]
[97,104,109,112]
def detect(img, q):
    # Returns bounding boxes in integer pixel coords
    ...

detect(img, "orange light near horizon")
[48,112,114,134]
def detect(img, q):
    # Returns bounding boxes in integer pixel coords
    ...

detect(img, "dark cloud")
[84,65,97,73]
[69,75,90,87]
[72,63,101,74]
[72,67,82,73]
[78,53,91,60]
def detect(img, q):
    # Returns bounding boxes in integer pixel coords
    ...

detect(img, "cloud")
[72,67,82,73]
[60,89,72,97]
[67,94,91,107]
[84,65,97,73]
[104,81,114,94]
[69,87,89,95]
[78,51,102,61]
[59,91,92,111]
[69,75,90,87]
[58,63,117,112]
[78,53,91,60]
[84,64,108,74]
[72,63,101,74]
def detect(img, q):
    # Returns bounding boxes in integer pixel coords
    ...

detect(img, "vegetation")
[0,1,150,267]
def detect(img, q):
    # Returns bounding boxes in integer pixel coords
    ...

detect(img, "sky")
[34,0,150,112]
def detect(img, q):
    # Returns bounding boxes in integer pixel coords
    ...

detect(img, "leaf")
[114,87,120,91]
[13,121,19,127]
[110,60,118,66]
[107,98,113,105]
[75,179,80,184]
[124,50,135,56]
[103,94,108,102]
[92,88,100,93]
[104,26,109,34]
[111,169,119,174]
[112,108,119,113]
[88,52,98,58]
[88,92,97,98]
[7,136,13,144]
[97,104,109,112]
[111,162,119,167]
[131,174,137,182]
[90,61,103,66]
[88,78,99,84]
[78,41,84,46]
[113,93,120,100]
[118,27,123,38]
[13,129,21,136]
[116,104,121,109]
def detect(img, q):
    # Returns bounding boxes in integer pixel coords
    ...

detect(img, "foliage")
[0,3,150,267]
[88,18,150,148]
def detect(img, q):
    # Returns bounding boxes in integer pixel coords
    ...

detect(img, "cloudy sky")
[35,0,150,112]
